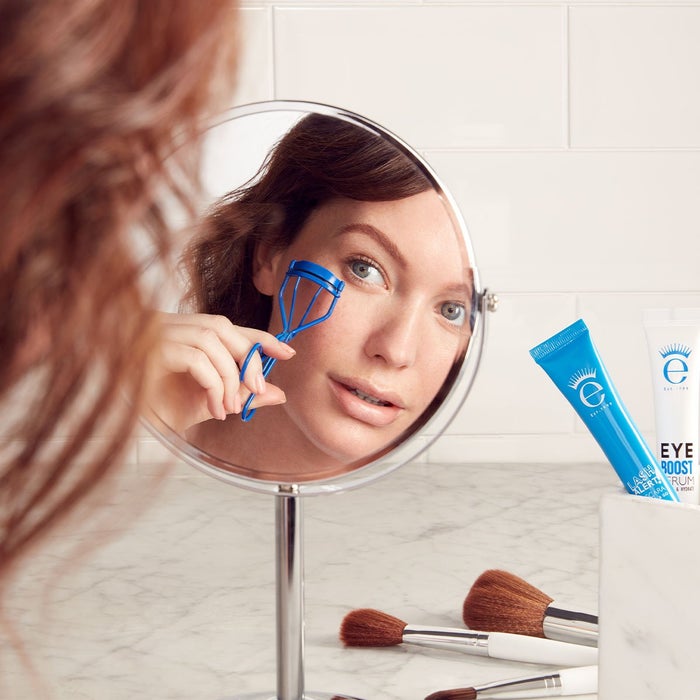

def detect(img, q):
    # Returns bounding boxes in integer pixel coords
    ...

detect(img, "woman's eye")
[440,301,466,327]
[349,258,384,286]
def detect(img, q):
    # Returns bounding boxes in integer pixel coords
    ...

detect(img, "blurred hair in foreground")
[0,0,240,591]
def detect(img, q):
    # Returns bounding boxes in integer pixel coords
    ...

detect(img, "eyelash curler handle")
[239,260,344,422]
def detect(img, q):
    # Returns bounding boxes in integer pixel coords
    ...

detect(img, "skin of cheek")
[251,193,469,464]
[265,284,460,463]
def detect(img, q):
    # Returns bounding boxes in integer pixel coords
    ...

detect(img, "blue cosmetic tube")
[530,319,679,501]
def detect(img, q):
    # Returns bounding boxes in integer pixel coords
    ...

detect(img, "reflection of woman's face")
[254,188,472,469]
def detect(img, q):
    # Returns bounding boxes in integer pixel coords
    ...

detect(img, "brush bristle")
[425,688,477,700]
[462,569,553,637]
[339,608,406,647]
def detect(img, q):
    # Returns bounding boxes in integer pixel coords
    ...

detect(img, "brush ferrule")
[543,604,599,647]
[402,625,490,656]
[474,672,563,698]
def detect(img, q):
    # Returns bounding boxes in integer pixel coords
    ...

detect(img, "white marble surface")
[4,461,617,700]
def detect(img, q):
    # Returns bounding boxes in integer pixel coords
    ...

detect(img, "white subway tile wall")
[135,1,700,465]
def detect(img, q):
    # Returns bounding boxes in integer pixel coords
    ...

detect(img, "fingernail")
[256,374,266,394]
[232,393,242,414]
[282,343,296,356]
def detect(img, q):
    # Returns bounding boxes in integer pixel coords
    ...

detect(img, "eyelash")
[439,301,467,329]
[344,254,468,331]
[345,255,387,287]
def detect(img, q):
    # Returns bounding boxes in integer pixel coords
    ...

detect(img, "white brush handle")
[402,626,598,666]
[487,632,598,666]
[558,665,598,695]
[472,665,598,698]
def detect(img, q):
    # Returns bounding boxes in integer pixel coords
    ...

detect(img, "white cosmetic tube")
[644,308,700,504]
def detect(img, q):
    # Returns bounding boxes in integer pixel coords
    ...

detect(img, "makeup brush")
[340,609,597,666]
[462,570,598,648]
[424,664,598,699]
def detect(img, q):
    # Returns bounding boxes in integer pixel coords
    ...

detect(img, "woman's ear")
[252,242,283,295]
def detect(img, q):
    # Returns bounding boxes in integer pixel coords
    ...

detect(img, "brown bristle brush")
[424,665,598,700]
[340,608,597,666]
[462,570,598,647]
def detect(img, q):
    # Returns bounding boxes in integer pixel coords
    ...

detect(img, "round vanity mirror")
[143,100,491,495]
[141,101,494,700]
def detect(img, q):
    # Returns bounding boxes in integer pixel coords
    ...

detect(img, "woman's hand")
[144,312,295,433]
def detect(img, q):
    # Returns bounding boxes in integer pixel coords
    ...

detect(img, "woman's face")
[254,188,473,468]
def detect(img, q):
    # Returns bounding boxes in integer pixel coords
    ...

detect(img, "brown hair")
[0,0,239,585]
[184,113,434,329]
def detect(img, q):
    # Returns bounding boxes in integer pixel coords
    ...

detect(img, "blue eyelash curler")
[239,259,344,422]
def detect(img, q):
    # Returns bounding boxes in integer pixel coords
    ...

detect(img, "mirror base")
[220,693,365,700]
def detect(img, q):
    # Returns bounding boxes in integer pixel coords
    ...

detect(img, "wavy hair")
[0,0,239,585]
[184,113,434,328]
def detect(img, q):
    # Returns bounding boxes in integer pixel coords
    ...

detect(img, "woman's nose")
[363,301,423,368]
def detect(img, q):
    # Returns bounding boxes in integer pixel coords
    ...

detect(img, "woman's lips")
[328,377,404,427]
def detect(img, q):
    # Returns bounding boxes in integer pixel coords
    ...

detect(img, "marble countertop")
[5,461,619,700]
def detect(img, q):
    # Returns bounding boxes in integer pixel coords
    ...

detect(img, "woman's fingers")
[158,339,230,420]
[161,313,295,397]
[161,322,242,414]
[243,383,287,411]
[155,312,295,421]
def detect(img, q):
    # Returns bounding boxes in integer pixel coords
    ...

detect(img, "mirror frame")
[142,100,490,496]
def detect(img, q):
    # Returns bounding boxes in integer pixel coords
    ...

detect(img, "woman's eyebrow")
[336,223,474,299]
[441,282,473,301]
[335,223,407,267]
[443,266,475,301]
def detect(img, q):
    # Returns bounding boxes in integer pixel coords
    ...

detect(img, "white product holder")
[598,491,700,699]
